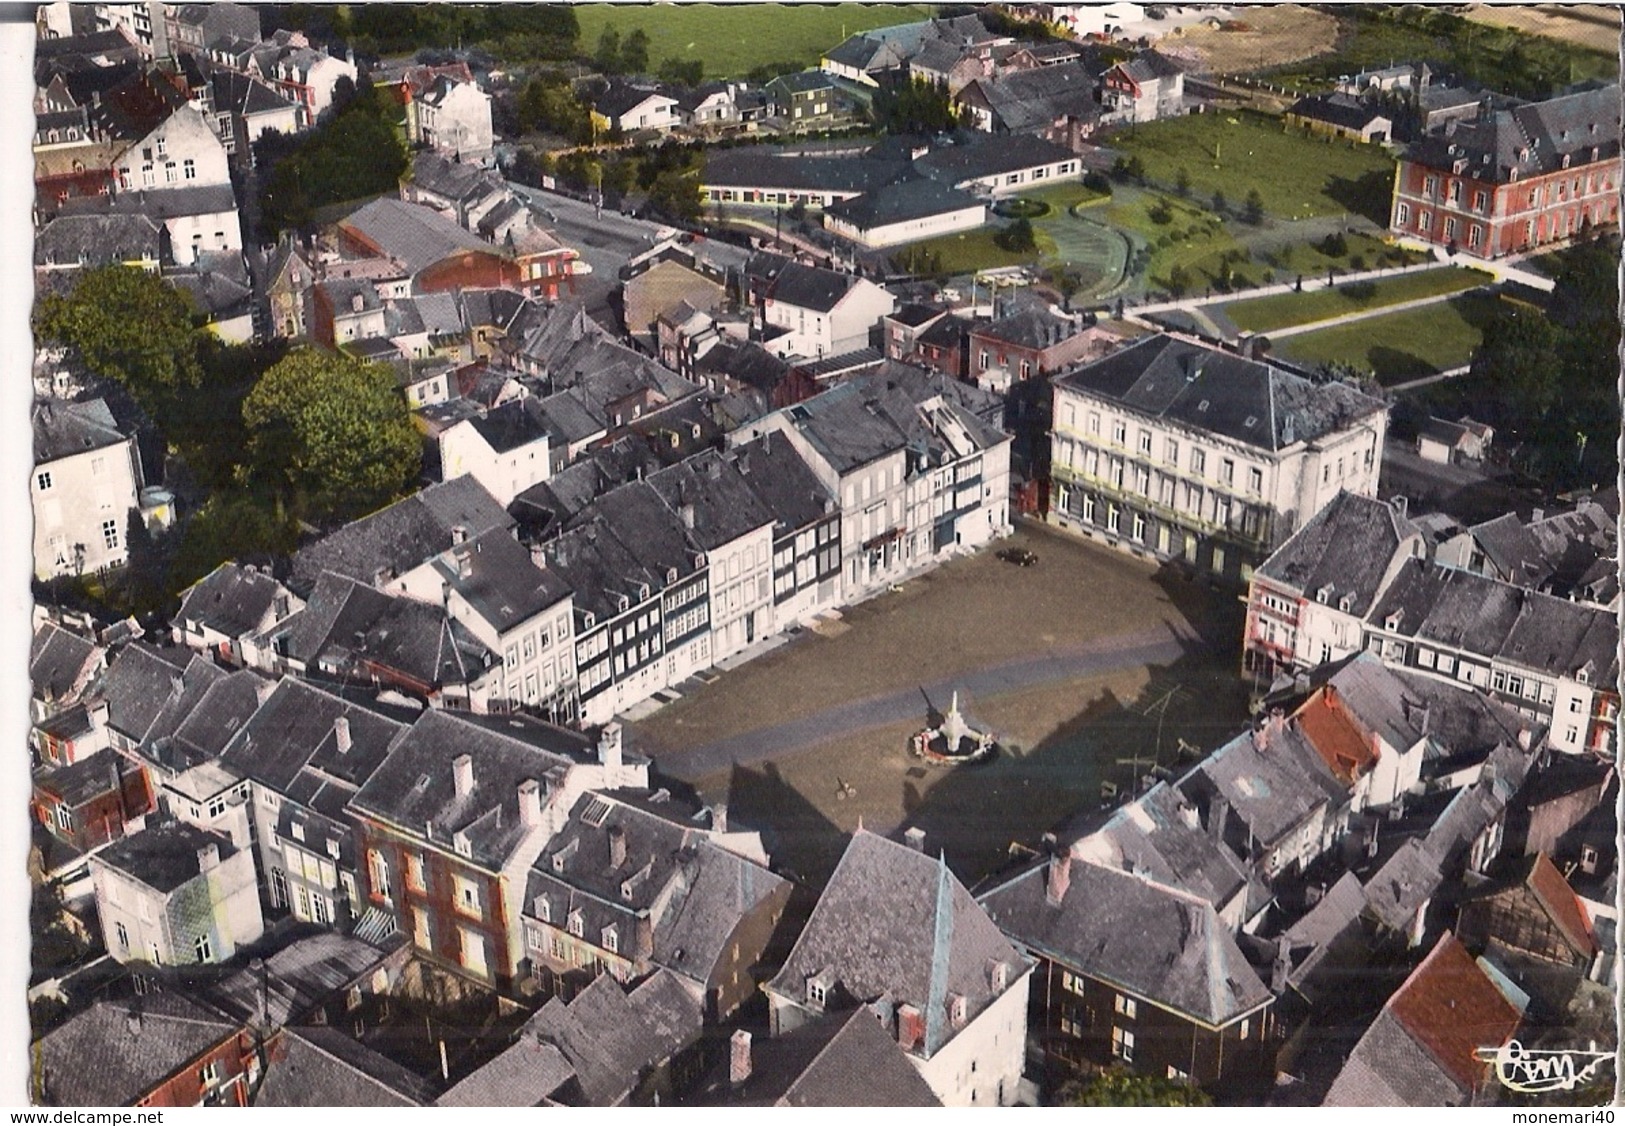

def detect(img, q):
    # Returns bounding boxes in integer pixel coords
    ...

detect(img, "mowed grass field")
[1109,111,1396,222]
[1274,291,1508,384]
[572,3,933,79]
[1223,266,1493,334]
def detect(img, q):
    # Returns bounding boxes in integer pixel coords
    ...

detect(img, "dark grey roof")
[1405,83,1621,183]
[1256,491,1415,614]
[539,518,664,623]
[34,212,161,268]
[211,68,295,119]
[825,176,981,229]
[437,1038,575,1107]
[695,339,792,394]
[1323,1008,1464,1105]
[569,479,701,583]
[350,708,579,870]
[166,258,255,319]
[970,304,1080,351]
[1288,92,1387,130]
[176,562,287,639]
[525,969,702,1106]
[30,621,100,704]
[58,183,240,222]
[1054,334,1388,454]
[980,856,1272,1025]
[534,387,610,445]
[779,379,915,474]
[1116,48,1184,83]
[92,819,239,894]
[702,148,907,194]
[727,433,835,535]
[1181,723,1347,853]
[157,668,271,770]
[33,748,140,808]
[699,1008,941,1106]
[1367,559,1619,682]
[593,81,678,119]
[258,1027,431,1107]
[30,992,239,1107]
[466,397,551,454]
[94,642,193,742]
[339,197,497,276]
[916,132,1077,184]
[209,931,399,1029]
[219,676,408,793]
[824,33,901,72]
[290,476,513,594]
[768,70,836,95]
[962,61,1102,133]
[767,830,1026,1057]
[423,527,572,634]
[320,276,382,316]
[32,397,127,462]
[646,449,775,552]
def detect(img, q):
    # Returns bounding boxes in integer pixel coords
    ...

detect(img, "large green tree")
[1063,1068,1214,1107]
[243,349,421,525]
[34,265,202,418]
[257,79,407,236]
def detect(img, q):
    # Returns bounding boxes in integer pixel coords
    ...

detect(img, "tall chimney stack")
[729,1029,752,1085]
[452,753,474,798]
[197,842,220,873]
[1045,850,1071,906]
[334,716,352,754]
[518,779,542,827]
[608,824,628,869]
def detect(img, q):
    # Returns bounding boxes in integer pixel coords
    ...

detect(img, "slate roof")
[34,212,162,268]
[980,856,1272,1026]
[825,176,982,229]
[1288,93,1386,130]
[437,1037,575,1107]
[257,1026,430,1106]
[916,132,1078,185]
[218,676,408,794]
[525,789,786,988]
[767,830,1026,1057]
[824,33,905,72]
[1469,852,1597,957]
[768,70,836,96]
[1280,869,1367,992]
[1256,491,1415,612]
[152,668,270,772]
[1405,83,1621,182]
[962,61,1102,134]
[703,148,907,195]
[211,68,296,119]
[593,81,679,120]
[1116,49,1185,84]
[424,527,572,634]
[59,183,240,222]
[700,1009,941,1106]
[30,621,100,704]
[33,748,140,808]
[92,819,239,894]
[176,562,288,639]
[350,708,578,870]
[32,397,127,463]
[970,304,1080,351]
[727,432,835,535]
[646,449,775,551]
[534,387,610,445]
[1367,559,1619,682]
[338,197,498,276]
[779,379,918,474]
[1055,334,1388,454]
[540,518,665,624]
[1325,932,1520,1105]
[30,992,240,1107]
[94,643,192,743]
[1181,721,1348,853]
[289,477,513,594]
[535,969,703,1105]
[209,931,399,1029]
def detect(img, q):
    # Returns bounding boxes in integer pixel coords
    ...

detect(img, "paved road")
[639,620,1203,781]
[508,181,673,326]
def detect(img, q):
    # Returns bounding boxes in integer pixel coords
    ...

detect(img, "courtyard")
[631,521,1253,887]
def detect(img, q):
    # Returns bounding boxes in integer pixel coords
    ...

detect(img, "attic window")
[453,831,472,858]
[666,568,678,584]
[1385,611,1403,631]
[326,838,341,860]
[948,993,968,1027]
[551,852,566,873]
[536,895,551,923]
[583,613,595,628]
[621,879,635,901]
[1316,587,1330,604]
[637,584,650,601]
[1243,416,1257,428]
[1339,595,1353,612]
[291,821,306,842]
[602,924,618,953]
[1576,668,1590,685]
[617,595,629,613]
[412,774,432,793]
[1582,845,1599,874]
[567,910,584,938]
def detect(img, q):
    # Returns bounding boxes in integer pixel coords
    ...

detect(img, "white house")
[433,399,552,507]
[592,84,680,135]
[172,562,304,667]
[764,830,1033,1107]
[822,179,986,248]
[413,76,494,164]
[761,261,896,360]
[915,133,1082,198]
[1049,334,1389,584]
[32,399,144,581]
[263,45,358,122]
[90,820,265,966]
[113,102,231,194]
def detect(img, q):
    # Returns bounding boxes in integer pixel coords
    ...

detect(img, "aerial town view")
[21,0,1621,1108]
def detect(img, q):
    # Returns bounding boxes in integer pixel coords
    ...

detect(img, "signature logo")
[1474,1040,1616,1094]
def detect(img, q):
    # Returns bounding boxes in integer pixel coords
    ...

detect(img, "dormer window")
[1339,594,1353,612]
[621,879,634,901]
[637,584,649,601]
[291,821,305,842]
[1385,611,1403,631]
[948,993,967,1027]
[617,595,629,612]
[1582,845,1599,874]
[453,831,471,858]
[602,924,618,953]
[326,838,340,860]
[1316,586,1331,605]
[1576,668,1590,685]
[806,969,832,1007]
[666,568,678,584]
[567,910,584,938]
[536,895,551,923]
[552,852,566,872]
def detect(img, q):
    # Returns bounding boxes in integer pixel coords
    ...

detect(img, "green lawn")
[1223,266,1493,334]
[899,226,1058,275]
[572,3,933,79]
[1109,111,1397,224]
[1274,292,1508,384]
[1021,180,1112,212]
[1105,193,1250,294]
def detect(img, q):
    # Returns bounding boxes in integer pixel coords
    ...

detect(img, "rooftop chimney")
[351,292,364,313]
[451,525,468,546]
[452,753,474,798]
[530,543,548,570]
[1208,794,1229,843]
[678,502,695,530]
[455,549,473,579]
[518,779,542,827]
[334,716,352,755]
[608,824,628,869]
[904,826,926,852]
[729,1029,752,1085]
[1045,850,1071,906]
[711,803,727,833]
[197,842,220,873]
[598,722,623,776]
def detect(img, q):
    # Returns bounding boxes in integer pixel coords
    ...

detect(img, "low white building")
[413,76,494,164]
[761,261,896,360]
[915,133,1082,198]
[764,830,1033,1107]
[32,398,144,581]
[823,179,986,248]
[1049,334,1388,584]
[592,85,680,135]
[90,820,264,966]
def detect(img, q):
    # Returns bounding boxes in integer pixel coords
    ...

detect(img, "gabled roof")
[407,148,504,206]
[94,642,193,743]
[34,212,162,268]
[338,197,499,276]
[915,132,1078,185]
[1256,491,1415,613]
[1294,687,1378,785]
[1404,83,1621,182]
[1181,720,1347,851]
[825,176,982,229]
[726,432,835,535]
[701,1008,941,1106]
[176,562,288,638]
[33,397,127,463]
[218,675,408,794]
[30,621,101,704]
[289,476,513,594]
[1055,334,1388,454]
[33,747,141,808]
[970,304,1080,351]
[702,148,907,194]
[1067,780,1252,911]
[31,992,240,1107]
[1113,48,1185,84]
[425,527,571,634]
[646,449,775,551]
[1467,852,1597,958]
[209,932,400,1029]
[766,830,1026,1057]
[961,61,1102,133]
[594,82,680,119]
[1288,92,1387,130]
[91,819,240,894]
[258,1026,430,1106]
[980,856,1272,1027]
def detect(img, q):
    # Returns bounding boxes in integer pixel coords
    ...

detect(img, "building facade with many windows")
[1049,335,1388,583]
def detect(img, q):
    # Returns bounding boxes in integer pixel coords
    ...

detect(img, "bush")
[1083,170,1112,195]
[1350,254,1367,270]
[1319,232,1349,258]
[1343,280,1379,302]
[1148,199,1174,225]
[996,217,1038,253]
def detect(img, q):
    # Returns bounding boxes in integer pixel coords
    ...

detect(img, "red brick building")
[1390,84,1621,257]
[32,747,153,853]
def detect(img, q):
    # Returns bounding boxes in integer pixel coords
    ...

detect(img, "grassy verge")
[1022,180,1112,211]
[1223,266,1493,333]
[1261,232,1423,278]
[572,3,931,79]
[1106,109,1396,222]
[1274,291,1507,383]
[900,226,1058,275]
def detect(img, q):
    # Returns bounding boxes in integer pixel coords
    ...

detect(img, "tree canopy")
[1062,1068,1214,1107]
[872,76,960,135]
[243,348,422,525]
[257,77,407,236]
[34,265,202,419]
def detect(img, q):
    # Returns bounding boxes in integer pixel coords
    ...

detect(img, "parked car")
[997,547,1038,567]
